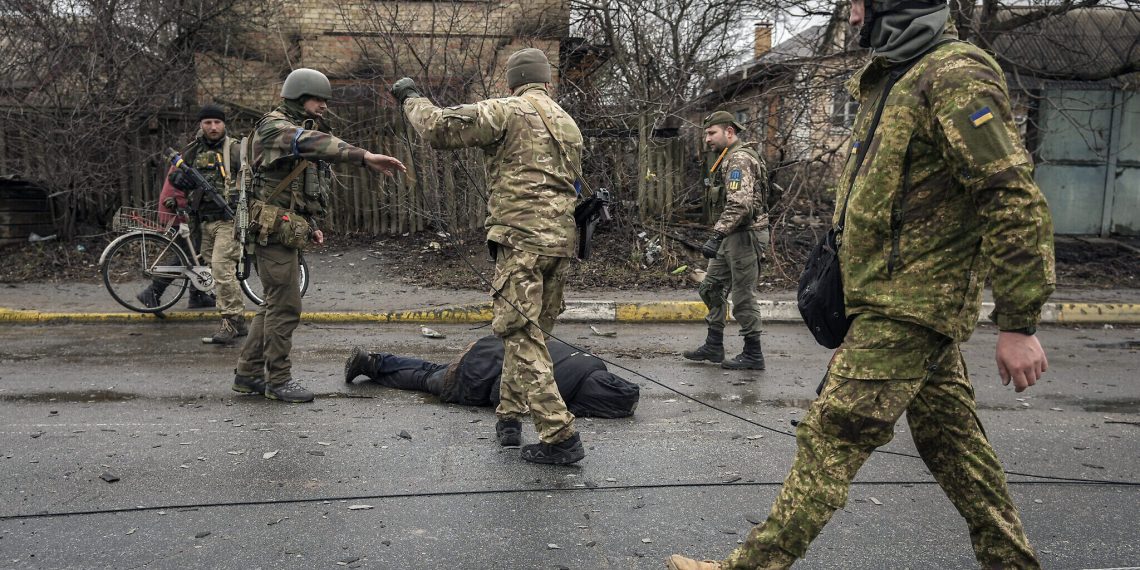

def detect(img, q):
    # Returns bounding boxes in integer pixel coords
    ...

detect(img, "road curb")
[2,301,1139,325]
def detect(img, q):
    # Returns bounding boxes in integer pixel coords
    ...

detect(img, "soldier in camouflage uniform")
[137,104,239,317]
[668,1,1054,569]
[233,68,405,403]
[684,111,770,370]
[391,47,586,465]
[173,104,247,343]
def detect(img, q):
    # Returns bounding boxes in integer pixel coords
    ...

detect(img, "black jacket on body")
[441,336,639,419]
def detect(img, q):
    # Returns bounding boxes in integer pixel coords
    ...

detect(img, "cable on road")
[396,136,1140,485]
[1,476,1136,522]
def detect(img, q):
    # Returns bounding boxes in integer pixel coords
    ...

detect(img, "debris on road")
[100,472,119,483]
[590,325,617,337]
[262,450,279,460]
[397,430,412,440]
[348,505,374,510]
[421,326,446,339]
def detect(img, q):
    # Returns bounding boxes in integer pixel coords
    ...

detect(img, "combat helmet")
[281,68,333,100]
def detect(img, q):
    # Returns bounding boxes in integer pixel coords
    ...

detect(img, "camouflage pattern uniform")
[179,132,244,319]
[725,36,1054,569]
[404,83,582,444]
[701,141,769,337]
[236,101,367,386]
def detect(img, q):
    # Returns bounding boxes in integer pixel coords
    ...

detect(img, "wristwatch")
[1003,326,1036,336]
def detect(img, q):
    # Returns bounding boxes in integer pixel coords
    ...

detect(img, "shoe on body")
[344,346,372,384]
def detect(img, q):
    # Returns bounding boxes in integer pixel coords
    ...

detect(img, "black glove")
[169,170,194,191]
[700,232,724,259]
[390,77,421,106]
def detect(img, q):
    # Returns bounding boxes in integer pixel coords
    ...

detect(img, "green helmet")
[506,48,552,89]
[281,68,332,100]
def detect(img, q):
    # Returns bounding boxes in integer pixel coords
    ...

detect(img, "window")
[831,90,859,129]
[735,109,750,127]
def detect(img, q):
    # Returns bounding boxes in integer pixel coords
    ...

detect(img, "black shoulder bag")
[796,57,925,348]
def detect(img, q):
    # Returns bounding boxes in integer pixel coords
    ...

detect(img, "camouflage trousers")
[199,219,244,318]
[490,244,575,444]
[236,243,302,385]
[700,230,766,337]
[725,314,1040,570]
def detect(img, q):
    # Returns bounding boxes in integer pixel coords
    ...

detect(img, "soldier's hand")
[390,77,421,106]
[362,152,407,177]
[995,331,1048,392]
[312,229,325,245]
[700,232,724,259]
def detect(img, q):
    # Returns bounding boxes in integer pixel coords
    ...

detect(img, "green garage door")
[1035,89,1139,236]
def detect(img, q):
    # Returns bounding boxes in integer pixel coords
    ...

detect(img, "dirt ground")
[2,221,1138,294]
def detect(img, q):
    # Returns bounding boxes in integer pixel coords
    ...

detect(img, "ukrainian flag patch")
[970,106,994,127]
[727,169,742,190]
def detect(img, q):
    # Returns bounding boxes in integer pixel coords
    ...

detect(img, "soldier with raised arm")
[391,48,587,464]
[232,68,405,403]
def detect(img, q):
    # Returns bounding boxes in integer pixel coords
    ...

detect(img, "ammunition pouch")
[248,200,311,251]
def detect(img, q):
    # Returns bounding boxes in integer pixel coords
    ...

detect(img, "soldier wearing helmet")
[668,1,1053,568]
[388,48,587,465]
[233,68,406,403]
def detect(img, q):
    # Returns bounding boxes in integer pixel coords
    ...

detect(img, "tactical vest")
[250,111,332,220]
[182,136,237,218]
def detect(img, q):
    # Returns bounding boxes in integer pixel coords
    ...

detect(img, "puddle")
[1043,396,1140,414]
[1084,340,1140,350]
[0,389,138,403]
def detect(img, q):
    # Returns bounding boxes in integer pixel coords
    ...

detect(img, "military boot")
[722,333,765,370]
[682,329,725,363]
[232,314,249,337]
[521,432,585,465]
[232,370,266,395]
[187,290,216,309]
[344,346,373,384]
[666,555,723,570]
[210,316,243,344]
[136,283,164,308]
[264,379,315,403]
[495,418,522,447]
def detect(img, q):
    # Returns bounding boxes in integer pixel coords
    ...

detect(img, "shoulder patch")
[729,169,742,181]
[969,106,994,127]
[727,168,742,190]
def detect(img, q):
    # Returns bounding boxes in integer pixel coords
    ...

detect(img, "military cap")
[506,48,552,89]
[197,103,226,122]
[702,110,744,133]
[281,68,333,101]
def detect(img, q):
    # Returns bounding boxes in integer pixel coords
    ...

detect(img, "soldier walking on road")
[683,111,770,370]
[668,1,1054,569]
[233,68,405,403]
[391,47,587,464]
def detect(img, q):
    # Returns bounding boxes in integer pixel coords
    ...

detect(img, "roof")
[984,7,1140,83]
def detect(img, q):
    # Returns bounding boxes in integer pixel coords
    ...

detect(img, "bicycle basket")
[112,207,168,233]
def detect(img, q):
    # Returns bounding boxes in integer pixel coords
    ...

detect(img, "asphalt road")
[0,321,1137,570]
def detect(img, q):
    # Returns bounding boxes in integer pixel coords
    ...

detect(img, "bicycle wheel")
[239,253,310,306]
[101,232,191,313]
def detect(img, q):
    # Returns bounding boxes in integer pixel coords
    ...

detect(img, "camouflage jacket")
[250,103,366,225]
[836,37,1055,341]
[174,132,241,217]
[712,141,769,235]
[404,83,581,258]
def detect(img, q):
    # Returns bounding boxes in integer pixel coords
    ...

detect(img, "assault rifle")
[164,148,235,221]
[574,188,611,260]
[234,138,253,280]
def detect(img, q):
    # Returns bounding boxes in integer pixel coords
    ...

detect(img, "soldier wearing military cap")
[667,1,1053,568]
[233,68,405,403]
[683,110,771,370]
[390,47,587,465]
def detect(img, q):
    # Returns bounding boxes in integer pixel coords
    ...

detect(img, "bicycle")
[99,206,310,313]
